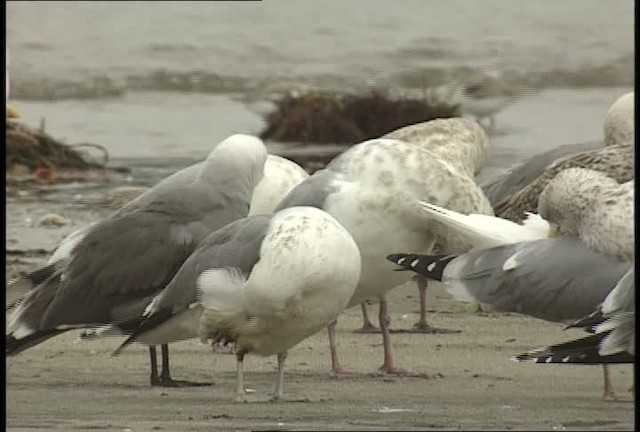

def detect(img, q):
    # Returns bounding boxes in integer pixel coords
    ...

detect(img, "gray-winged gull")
[36,153,308,360]
[493,91,635,222]
[87,155,308,216]
[46,153,308,267]
[114,206,361,401]
[6,134,268,387]
[387,166,634,399]
[276,137,492,376]
[514,267,634,402]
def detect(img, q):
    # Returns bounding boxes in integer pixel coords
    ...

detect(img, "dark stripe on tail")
[512,333,633,365]
[386,253,457,281]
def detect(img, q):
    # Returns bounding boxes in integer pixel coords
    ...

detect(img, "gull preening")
[7,134,269,387]
[115,206,361,401]
[276,136,492,376]
[346,118,492,334]
[387,165,634,400]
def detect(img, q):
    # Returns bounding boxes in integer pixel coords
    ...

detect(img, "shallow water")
[7,0,634,98]
[5,2,634,253]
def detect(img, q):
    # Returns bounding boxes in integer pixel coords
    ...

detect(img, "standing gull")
[388,167,634,400]
[6,134,268,387]
[276,137,492,376]
[350,118,490,334]
[115,206,361,401]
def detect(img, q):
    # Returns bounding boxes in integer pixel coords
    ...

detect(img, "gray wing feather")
[445,235,631,323]
[153,214,273,311]
[481,141,601,205]
[39,174,251,329]
[39,211,198,328]
[275,169,339,211]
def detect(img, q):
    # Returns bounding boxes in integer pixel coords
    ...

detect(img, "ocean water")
[6,1,635,170]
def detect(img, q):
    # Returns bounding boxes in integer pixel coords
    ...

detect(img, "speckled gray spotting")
[382,117,489,178]
[603,92,634,148]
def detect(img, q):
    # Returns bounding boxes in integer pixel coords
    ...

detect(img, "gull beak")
[7,104,20,119]
[547,223,561,238]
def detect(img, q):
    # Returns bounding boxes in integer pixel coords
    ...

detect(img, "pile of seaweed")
[259,90,460,144]
[6,121,105,181]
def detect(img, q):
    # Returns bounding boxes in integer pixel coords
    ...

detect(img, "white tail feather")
[197,268,247,313]
[419,202,548,248]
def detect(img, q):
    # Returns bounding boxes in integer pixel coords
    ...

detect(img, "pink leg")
[353,302,380,333]
[389,276,460,334]
[377,295,414,375]
[327,320,356,378]
[413,277,430,330]
[603,365,633,402]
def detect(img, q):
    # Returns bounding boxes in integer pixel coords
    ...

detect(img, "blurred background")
[6,0,634,180]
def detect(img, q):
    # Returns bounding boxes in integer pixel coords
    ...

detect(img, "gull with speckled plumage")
[276,137,492,376]
[353,118,492,334]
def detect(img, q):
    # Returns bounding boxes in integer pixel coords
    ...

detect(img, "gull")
[6,134,268,387]
[276,137,492,376]
[493,91,634,222]
[114,206,361,401]
[350,118,491,334]
[387,167,633,400]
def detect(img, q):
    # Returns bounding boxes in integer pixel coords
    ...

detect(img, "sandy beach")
[6,276,634,431]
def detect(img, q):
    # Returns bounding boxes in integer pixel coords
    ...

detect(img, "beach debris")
[259,90,459,144]
[6,121,115,185]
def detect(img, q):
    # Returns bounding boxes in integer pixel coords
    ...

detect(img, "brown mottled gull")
[494,144,634,222]
[538,167,634,261]
[494,92,634,222]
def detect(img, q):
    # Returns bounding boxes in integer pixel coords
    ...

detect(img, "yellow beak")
[547,223,561,238]
[7,104,20,119]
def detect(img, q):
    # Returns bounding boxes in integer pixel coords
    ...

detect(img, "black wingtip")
[111,308,175,357]
[513,333,634,365]
[6,329,68,356]
[386,253,457,281]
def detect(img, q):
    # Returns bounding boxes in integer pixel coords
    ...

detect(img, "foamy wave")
[10,57,633,102]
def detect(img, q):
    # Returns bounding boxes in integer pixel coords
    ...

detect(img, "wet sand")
[6,277,634,431]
